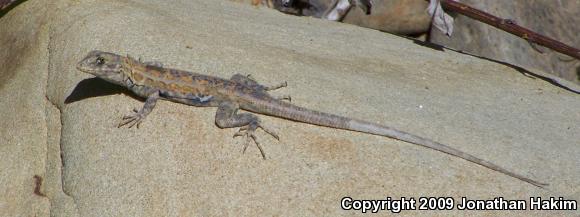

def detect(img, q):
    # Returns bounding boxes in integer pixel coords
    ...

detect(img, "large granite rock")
[1,0,579,216]
[430,0,580,85]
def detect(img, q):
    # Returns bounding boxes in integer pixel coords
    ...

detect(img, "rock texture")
[243,0,431,35]
[342,0,431,35]
[0,2,52,217]
[430,0,580,85]
[1,0,579,216]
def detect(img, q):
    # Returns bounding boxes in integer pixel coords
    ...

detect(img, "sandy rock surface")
[1,0,578,216]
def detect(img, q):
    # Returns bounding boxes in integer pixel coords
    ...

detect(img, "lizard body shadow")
[65,77,142,104]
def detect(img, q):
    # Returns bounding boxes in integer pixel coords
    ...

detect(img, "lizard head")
[77,50,127,85]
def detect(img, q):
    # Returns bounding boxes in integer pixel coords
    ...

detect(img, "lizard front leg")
[215,101,279,159]
[118,91,160,128]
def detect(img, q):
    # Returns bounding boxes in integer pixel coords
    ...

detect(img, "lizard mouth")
[76,62,93,73]
[76,55,99,74]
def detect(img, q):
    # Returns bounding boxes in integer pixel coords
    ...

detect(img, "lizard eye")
[96,56,105,65]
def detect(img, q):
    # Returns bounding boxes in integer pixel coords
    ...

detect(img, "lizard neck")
[121,56,147,86]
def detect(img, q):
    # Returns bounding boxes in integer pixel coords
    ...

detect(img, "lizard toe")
[234,124,267,159]
[259,124,279,140]
[118,112,145,128]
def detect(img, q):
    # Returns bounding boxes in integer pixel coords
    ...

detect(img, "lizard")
[76,50,547,188]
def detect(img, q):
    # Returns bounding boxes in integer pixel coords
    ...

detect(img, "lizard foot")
[265,81,287,91]
[117,108,146,128]
[233,122,279,159]
[275,94,291,102]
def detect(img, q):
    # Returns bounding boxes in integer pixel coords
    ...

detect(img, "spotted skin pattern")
[77,50,547,187]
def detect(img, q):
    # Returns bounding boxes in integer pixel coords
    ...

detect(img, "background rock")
[342,0,431,35]
[248,0,431,35]
[430,0,580,85]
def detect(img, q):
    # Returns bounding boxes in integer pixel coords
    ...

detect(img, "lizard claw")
[275,95,291,102]
[233,125,266,159]
[118,109,145,128]
[233,126,250,138]
[232,122,279,159]
[259,125,279,140]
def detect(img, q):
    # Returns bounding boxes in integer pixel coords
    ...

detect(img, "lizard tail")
[347,119,548,188]
[250,100,548,188]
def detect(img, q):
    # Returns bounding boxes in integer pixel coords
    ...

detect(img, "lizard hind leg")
[230,73,261,87]
[215,102,279,159]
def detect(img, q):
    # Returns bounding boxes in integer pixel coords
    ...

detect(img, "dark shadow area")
[65,77,143,104]
[576,66,580,82]
[273,0,327,18]
[0,0,28,18]
[407,35,578,94]
[411,38,445,52]
[448,48,580,94]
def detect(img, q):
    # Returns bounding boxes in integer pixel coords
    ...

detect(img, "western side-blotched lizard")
[76,50,547,187]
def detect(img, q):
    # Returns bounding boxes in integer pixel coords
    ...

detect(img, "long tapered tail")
[347,119,547,187]
[249,100,548,187]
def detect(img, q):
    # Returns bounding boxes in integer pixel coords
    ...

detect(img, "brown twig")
[439,0,580,60]
[0,0,17,11]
